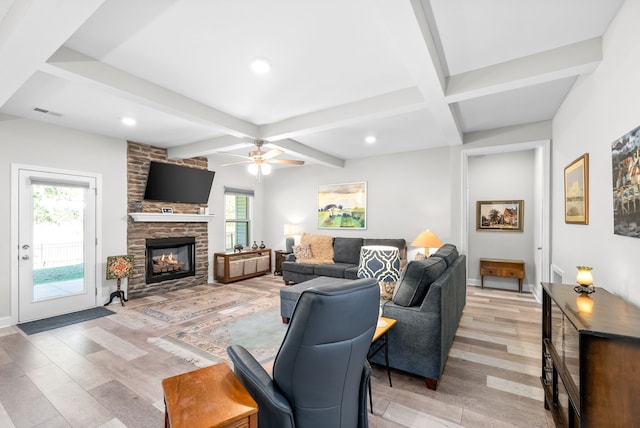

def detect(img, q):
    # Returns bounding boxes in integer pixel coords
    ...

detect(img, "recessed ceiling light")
[365,136,376,144]
[121,117,137,126]
[251,58,271,74]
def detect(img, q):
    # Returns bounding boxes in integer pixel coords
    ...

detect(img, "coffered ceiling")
[0,0,624,168]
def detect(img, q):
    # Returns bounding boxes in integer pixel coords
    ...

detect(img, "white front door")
[17,167,97,322]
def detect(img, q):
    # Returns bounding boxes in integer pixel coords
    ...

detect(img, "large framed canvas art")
[612,125,640,237]
[317,182,366,229]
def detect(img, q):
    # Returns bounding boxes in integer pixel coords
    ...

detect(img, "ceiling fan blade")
[268,159,305,165]
[217,151,252,160]
[262,148,284,160]
[220,160,252,167]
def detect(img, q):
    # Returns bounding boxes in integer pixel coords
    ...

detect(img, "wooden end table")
[368,316,396,413]
[274,250,290,276]
[162,362,258,428]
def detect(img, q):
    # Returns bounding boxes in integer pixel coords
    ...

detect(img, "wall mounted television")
[143,161,215,204]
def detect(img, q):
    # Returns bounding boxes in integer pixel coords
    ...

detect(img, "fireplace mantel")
[129,213,215,223]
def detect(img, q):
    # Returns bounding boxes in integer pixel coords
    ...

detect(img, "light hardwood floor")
[0,281,555,428]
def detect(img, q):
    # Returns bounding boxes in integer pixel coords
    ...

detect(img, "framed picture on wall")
[612,125,640,237]
[564,153,589,224]
[476,200,524,232]
[317,182,366,229]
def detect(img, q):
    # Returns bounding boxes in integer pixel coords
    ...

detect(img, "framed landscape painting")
[318,182,366,229]
[564,153,589,224]
[476,200,524,232]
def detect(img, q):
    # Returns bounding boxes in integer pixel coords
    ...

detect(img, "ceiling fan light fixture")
[248,163,259,176]
[260,163,272,175]
[251,58,271,74]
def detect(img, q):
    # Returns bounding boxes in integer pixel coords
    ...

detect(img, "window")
[224,187,254,250]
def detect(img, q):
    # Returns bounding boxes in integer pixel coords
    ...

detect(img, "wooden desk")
[162,363,258,428]
[479,258,525,292]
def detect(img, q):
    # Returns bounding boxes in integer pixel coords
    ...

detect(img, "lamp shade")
[357,245,400,282]
[106,255,134,280]
[283,224,300,236]
[411,230,443,249]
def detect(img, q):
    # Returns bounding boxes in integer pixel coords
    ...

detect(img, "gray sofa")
[370,244,466,390]
[282,237,406,284]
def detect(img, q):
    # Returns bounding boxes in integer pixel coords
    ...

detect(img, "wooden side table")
[368,316,396,413]
[274,250,290,276]
[479,258,525,292]
[162,362,258,428]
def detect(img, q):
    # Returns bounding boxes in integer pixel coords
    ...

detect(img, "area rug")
[17,306,115,335]
[149,305,287,367]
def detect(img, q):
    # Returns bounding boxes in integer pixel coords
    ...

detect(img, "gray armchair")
[228,278,379,428]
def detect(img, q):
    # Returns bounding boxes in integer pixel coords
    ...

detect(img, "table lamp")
[411,229,442,257]
[283,223,300,253]
[105,255,134,306]
[357,245,400,301]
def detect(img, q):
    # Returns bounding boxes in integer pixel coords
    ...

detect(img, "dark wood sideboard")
[541,282,640,427]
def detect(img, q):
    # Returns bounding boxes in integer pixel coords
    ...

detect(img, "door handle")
[22,244,30,250]
[22,255,30,260]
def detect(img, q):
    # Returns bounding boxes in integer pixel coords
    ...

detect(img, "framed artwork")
[564,153,589,224]
[476,200,524,232]
[318,182,366,229]
[612,125,640,237]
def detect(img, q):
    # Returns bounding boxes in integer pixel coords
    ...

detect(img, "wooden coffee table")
[162,362,258,428]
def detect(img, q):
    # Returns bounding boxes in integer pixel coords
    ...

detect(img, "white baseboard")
[0,316,13,328]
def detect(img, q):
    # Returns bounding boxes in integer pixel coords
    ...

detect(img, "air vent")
[33,107,62,117]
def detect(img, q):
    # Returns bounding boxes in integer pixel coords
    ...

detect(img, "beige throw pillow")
[299,233,334,264]
[293,244,313,261]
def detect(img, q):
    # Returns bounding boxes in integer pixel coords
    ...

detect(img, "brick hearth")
[126,142,210,297]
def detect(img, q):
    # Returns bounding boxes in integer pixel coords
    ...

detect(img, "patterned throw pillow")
[293,244,313,261]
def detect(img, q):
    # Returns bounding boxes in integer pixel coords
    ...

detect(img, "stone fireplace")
[127,142,211,298]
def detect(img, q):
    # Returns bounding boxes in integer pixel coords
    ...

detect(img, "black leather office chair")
[228,277,380,428]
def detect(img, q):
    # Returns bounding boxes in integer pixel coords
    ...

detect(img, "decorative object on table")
[251,241,258,250]
[574,265,595,294]
[564,153,589,224]
[259,241,266,249]
[476,200,524,232]
[233,244,243,253]
[411,229,442,257]
[357,245,400,300]
[283,223,300,253]
[317,182,366,229]
[105,255,134,306]
[612,125,640,237]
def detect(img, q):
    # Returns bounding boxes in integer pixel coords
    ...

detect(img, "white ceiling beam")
[0,0,106,107]
[259,87,425,142]
[41,47,259,139]
[376,0,463,145]
[167,135,251,160]
[268,139,345,168]
[447,37,602,103]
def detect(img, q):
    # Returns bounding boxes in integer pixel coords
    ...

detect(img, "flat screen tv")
[143,161,215,204]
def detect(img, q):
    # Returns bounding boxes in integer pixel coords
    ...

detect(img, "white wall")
[261,147,454,260]
[552,0,640,306]
[0,117,127,323]
[467,150,536,290]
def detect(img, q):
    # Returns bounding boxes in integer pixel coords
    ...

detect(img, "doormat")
[17,307,115,335]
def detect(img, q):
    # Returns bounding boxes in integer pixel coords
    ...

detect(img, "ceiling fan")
[219,140,304,181]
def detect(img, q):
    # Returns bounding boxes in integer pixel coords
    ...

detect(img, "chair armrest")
[285,253,296,262]
[227,345,295,428]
